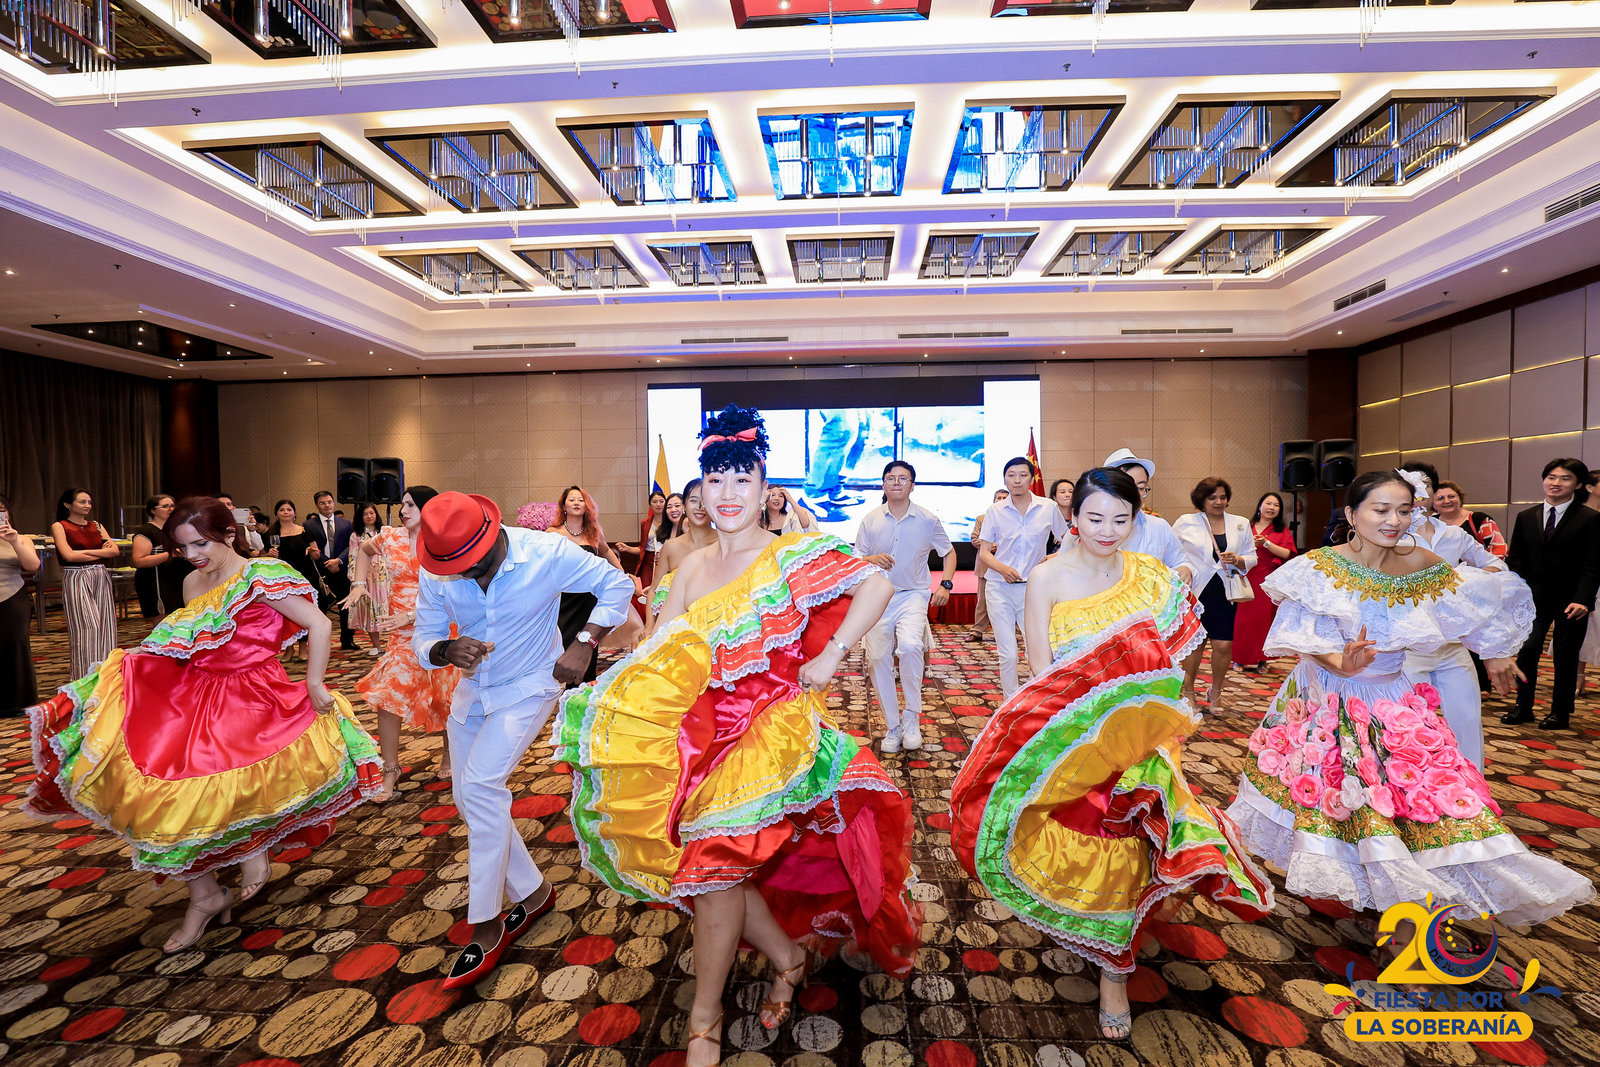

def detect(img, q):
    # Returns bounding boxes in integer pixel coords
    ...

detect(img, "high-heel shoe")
[238,853,271,905]
[374,761,399,803]
[1098,969,1132,1041]
[759,952,813,1030]
[684,1010,722,1067]
[164,888,233,954]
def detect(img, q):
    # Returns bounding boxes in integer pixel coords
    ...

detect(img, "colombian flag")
[652,435,671,495]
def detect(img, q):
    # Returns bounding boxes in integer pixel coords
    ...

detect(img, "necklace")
[564,519,583,537]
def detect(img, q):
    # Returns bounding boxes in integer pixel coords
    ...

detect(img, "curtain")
[0,350,162,537]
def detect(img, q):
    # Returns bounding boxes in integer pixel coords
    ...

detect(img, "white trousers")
[864,589,932,732]
[985,580,1031,697]
[448,691,559,922]
[1412,651,1485,770]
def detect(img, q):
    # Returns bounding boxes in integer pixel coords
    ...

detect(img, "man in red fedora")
[412,491,633,990]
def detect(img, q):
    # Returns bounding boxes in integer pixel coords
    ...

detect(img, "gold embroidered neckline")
[1309,548,1460,607]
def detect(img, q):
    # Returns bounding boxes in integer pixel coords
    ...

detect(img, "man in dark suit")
[1504,458,1600,730]
[306,489,359,651]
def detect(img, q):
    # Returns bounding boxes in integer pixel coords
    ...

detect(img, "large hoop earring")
[1346,529,1363,552]
[1394,531,1416,554]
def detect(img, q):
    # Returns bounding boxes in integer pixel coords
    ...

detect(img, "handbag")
[1215,528,1255,603]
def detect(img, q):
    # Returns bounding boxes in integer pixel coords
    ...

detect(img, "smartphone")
[231,508,252,525]
[0,508,8,527]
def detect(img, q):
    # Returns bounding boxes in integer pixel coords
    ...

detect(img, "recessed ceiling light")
[369,350,374,354]
[3,269,13,276]
[1336,330,1343,335]
[87,328,94,334]
[1500,267,1510,273]
[184,340,190,345]
[1199,348,1205,353]
[307,357,314,362]
[283,371,288,375]
[655,358,661,363]
[225,350,231,355]
[228,303,235,307]
[136,341,142,346]
[137,326,143,332]
[777,0,789,7]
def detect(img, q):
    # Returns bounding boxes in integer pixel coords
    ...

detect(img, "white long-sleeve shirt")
[414,526,633,717]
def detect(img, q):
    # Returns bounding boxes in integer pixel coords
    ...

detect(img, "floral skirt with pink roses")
[1225,660,1593,925]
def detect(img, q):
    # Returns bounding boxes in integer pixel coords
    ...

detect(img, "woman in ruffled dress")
[27,498,381,953]
[556,406,919,1067]
[1227,470,1593,934]
[345,503,389,658]
[951,467,1274,1042]
[347,486,460,799]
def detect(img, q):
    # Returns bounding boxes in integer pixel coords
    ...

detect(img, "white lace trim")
[1227,780,1595,925]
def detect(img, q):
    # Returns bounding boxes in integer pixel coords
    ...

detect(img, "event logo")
[1323,894,1562,1043]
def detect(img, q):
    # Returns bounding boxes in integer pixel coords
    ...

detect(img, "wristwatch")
[575,631,596,646]
[828,636,850,655]
[939,579,954,590]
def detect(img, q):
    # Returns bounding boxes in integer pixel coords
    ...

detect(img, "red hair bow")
[699,427,759,450]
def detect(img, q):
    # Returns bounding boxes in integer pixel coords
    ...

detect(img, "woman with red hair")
[548,485,640,682]
[26,497,381,954]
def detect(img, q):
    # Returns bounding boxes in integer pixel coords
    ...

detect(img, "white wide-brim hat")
[1103,448,1155,479]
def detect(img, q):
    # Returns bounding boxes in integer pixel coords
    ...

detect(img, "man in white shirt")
[855,460,957,752]
[1102,449,1193,584]
[978,456,1068,696]
[414,491,633,990]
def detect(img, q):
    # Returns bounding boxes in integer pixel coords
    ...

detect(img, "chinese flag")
[1026,429,1045,496]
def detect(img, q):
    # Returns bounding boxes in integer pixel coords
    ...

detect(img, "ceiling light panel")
[760,110,914,200]
[458,0,673,43]
[1248,1,1448,8]
[562,118,736,206]
[515,245,648,290]
[732,0,929,29]
[990,0,1191,15]
[1043,229,1182,277]
[1115,98,1334,190]
[648,241,764,286]
[370,128,576,212]
[919,231,1037,280]
[1166,227,1328,275]
[788,235,893,283]
[1281,93,1550,189]
[1,0,206,72]
[202,0,434,59]
[381,250,528,295]
[188,137,419,222]
[37,320,268,361]
[945,101,1121,195]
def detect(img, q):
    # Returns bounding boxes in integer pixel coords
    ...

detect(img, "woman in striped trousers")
[51,488,120,677]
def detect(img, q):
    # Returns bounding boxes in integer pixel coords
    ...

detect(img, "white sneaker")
[901,718,924,751]
[881,716,901,753]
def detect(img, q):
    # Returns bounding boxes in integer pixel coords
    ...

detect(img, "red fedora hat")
[418,492,502,576]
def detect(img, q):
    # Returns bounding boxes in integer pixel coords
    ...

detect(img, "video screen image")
[646,379,1041,542]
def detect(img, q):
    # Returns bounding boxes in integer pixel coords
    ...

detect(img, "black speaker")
[1317,439,1358,492]
[336,457,368,504]
[369,458,406,505]
[1279,440,1317,492]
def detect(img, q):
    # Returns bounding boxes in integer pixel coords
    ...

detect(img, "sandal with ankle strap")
[237,852,271,906]
[373,761,400,803]
[760,953,813,1030]
[163,888,233,954]
[685,1009,722,1067]
[1098,969,1132,1041]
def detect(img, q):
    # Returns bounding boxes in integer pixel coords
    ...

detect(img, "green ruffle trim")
[678,723,859,841]
[142,558,313,658]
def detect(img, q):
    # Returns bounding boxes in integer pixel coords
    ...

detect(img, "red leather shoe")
[502,884,556,947]
[441,929,509,991]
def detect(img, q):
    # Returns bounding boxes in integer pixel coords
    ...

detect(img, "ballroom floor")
[3,617,1599,1067]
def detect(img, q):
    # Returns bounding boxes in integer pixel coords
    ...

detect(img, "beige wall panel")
[475,375,528,405]
[1095,361,1154,420]
[1450,377,1509,444]
[364,377,422,413]
[1358,345,1401,404]
[1513,288,1587,371]
[1362,451,1401,478]
[478,446,530,487]
[1269,358,1310,442]
[1583,428,1600,470]
[1153,361,1212,422]
[419,376,475,409]
[1401,331,1451,395]
[1092,419,1155,459]
[1511,433,1582,504]
[1450,313,1510,384]
[1400,446,1450,482]
[1588,283,1600,357]
[1509,360,1584,439]
[528,373,584,404]
[1588,356,1600,428]
[579,426,637,461]
[1398,389,1450,452]
[579,371,638,407]
[1358,400,1400,456]
[530,403,583,433]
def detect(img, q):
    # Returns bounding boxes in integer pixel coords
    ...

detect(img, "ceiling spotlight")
[307,357,314,362]
[228,302,236,307]
[87,328,94,334]
[1500,267,1510,273]
[283,370,289,375]
[368,350,374,355]
[184,339,190,345]
[225,350,231,355]
[778,0,789,8]
[3,269,13,275]
[1336,330,1343,335]
[137,326,144,332]
[136,341,142,346]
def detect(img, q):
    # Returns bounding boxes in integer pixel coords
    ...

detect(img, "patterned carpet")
[4,613,1600,1067]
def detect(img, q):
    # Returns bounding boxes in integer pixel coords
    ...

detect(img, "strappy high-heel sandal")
[374,761,400,803]
[238,852,271,906]
[759,952,813,1030]
[164,888,233,954]
[684,1009,722,1067]
[1098,969,1132,1041]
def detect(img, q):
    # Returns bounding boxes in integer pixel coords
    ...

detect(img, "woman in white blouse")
[1173,477,1257,709]
[760,486,819,535]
